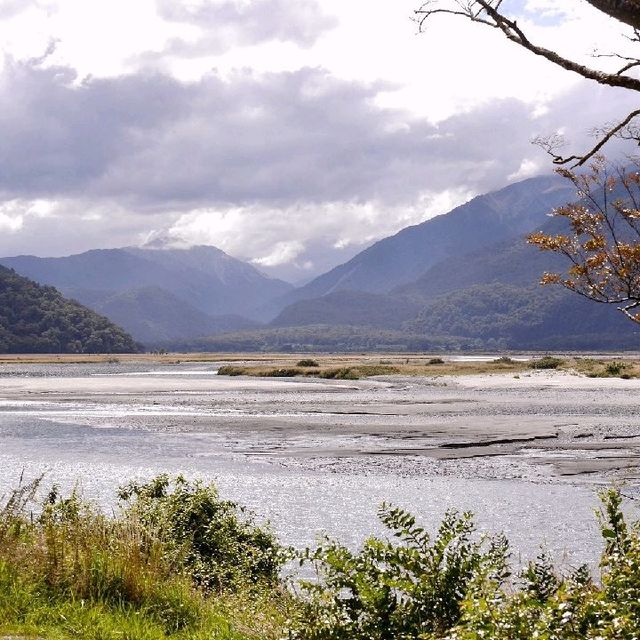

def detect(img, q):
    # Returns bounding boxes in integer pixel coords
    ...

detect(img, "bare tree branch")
[415,0,640,164]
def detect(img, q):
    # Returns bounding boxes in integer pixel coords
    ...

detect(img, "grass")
[528,355,564,370]
[3,476,640,639]
[0,476,290,640]
[214,355,640,379]
[4,351,640,380]
[215,357,534,379]
[572,357,639,378]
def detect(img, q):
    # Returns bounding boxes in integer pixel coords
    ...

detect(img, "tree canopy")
[0,265,140,353]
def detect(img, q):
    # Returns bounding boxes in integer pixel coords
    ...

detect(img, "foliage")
[217,364,401,380]
[446,488,640,639]
[317,367,361,380]
[0,475,288,639]
[529,356,564,370]
[290,505,510,639]
[605,361,627,376]
[118,475,282,592]
[428,357,445,365]
[297,359,320,367]
[0,265,139,354]
[529,160,640,324]
[3,475,640,639]
[291,489,640,640]
[161,324,477,354]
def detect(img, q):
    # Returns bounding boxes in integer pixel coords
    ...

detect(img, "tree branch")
[416,0,640,92]
[584,0,640,31]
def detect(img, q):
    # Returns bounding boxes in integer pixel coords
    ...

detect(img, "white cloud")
[152,188,474,279]
[0,0,636,281]
[252,240,305,267]
[508,158,545,182]
[0,197,60,233]
[0,212,22,232]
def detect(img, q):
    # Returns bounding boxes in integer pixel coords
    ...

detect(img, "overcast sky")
[0,0,636,281]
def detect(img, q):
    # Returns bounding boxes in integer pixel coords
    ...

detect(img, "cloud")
[0,53,637,278]
[0,59,548,207]
[155,0,337,54]
[0,0,37,19]
[160,189,475,279]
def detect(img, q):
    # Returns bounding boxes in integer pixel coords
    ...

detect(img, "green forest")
[0,266,139,354]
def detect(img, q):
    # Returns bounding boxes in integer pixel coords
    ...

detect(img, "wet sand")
[2,365,639,482]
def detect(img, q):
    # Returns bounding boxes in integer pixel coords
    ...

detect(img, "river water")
[1,361,638,569]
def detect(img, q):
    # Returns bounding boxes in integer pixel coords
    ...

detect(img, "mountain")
[91,287,261,343]
[0,245,292,318]
[270,290,422,330]
[0,265,139,353]
[267,174,574,316]
[406,282,640,350]
[394,217,568,301]
[256,174,640,350]
[0,245,290,341]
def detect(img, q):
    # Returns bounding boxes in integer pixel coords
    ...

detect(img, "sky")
[0,0,637,282]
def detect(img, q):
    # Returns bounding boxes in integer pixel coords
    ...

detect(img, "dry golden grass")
[3,352,640,378]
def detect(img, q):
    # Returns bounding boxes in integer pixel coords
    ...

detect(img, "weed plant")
[296,359,320,367]
[3,476,640,639]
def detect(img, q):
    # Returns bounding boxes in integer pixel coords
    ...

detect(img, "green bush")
[605,361,626,376]
[317,367,360,380]
[118,475,282,592]
[529,356,564,370]
[290,505,509,639]
[261,368,305,377]
[0,475,287,639]
[291,489,640,640]
[217,365,246,376]
[297,359,320,367]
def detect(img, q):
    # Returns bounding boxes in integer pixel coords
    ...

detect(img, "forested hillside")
[0,266,139,353]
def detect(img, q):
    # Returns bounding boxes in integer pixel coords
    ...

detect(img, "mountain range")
[0,246,288,343]
[3,173,639,351]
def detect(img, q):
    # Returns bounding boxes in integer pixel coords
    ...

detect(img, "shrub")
[296,359,320,367]
[261,368,305,377]
[605,361,626,376]
[529,356,564,370]
[290,505,509,639]
[217,365,246,376]
[494,356,514,364]
[428,357,445,365]
[318,367,360,380]
[0,475,288,639]
[118,475,282,592]
[290,489,640,640]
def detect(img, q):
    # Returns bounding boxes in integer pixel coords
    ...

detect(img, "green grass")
[528,356,564,370]
[0,476,290,640]
[4,475,640,639]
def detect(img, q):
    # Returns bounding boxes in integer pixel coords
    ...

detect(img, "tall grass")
[0,475,289,640]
